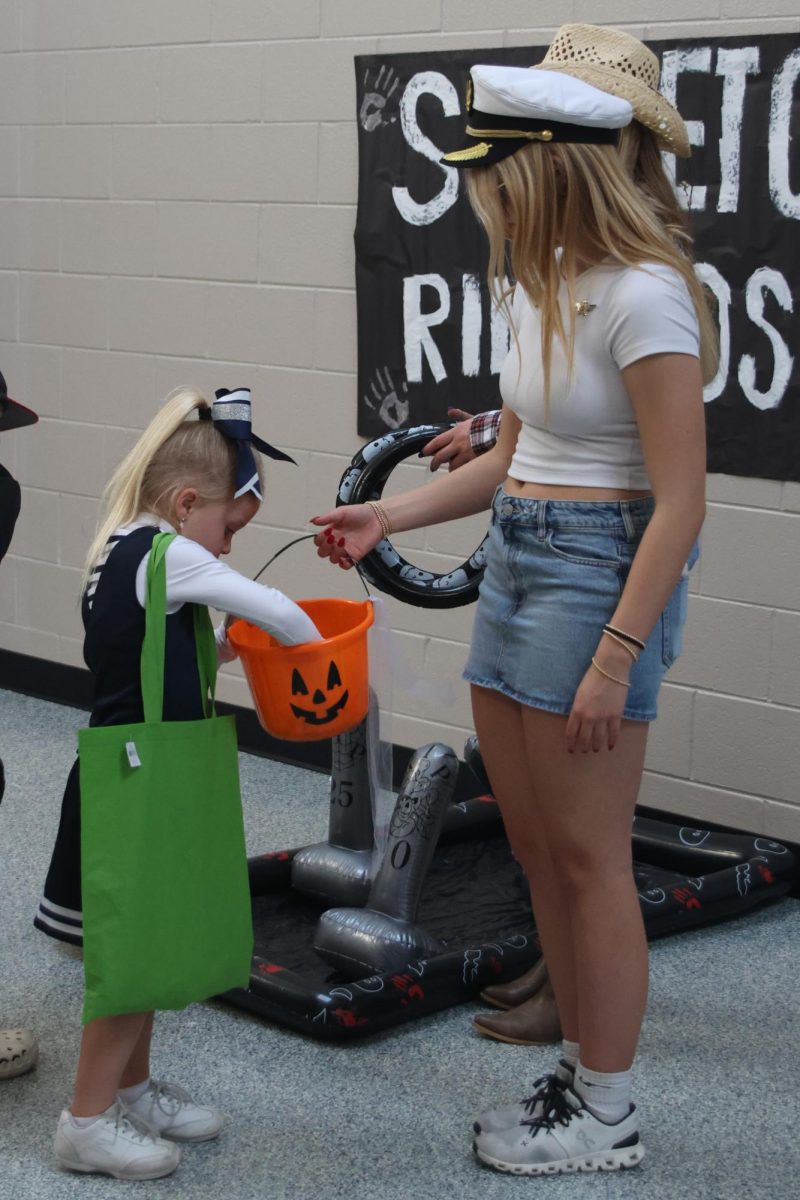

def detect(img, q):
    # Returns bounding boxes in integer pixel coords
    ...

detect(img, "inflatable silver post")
[290,706,375,907]
[463,733,491,791]
[313,743,458,978]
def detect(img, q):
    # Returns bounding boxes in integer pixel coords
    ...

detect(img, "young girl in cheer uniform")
[39,387,320,1180]
[313,43,716,1177]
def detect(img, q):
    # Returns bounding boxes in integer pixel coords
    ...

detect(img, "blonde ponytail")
[82,387,260,589]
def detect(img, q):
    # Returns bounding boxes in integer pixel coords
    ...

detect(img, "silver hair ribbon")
[200,387,296,501]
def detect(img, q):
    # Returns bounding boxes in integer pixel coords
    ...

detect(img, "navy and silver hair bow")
[200,387,295,501]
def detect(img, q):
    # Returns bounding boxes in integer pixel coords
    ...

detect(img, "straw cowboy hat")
[533,24,690,158]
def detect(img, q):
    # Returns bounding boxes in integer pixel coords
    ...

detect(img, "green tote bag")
[79,532,253,1024]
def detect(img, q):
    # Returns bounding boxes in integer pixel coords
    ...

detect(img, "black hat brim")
[0,397,39,431]
[441,108,622,169]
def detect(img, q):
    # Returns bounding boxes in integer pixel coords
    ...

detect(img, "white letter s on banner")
[392,71,460,227]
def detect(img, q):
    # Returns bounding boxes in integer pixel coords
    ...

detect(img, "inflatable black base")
[221,798,795,1041]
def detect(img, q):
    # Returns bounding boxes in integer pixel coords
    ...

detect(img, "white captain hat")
[442,64,634,167]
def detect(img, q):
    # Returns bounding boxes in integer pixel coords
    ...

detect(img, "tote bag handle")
[140,531,219,723]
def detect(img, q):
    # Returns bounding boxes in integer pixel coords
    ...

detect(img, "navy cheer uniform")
[34,527,205,945]
[34,517,320,945]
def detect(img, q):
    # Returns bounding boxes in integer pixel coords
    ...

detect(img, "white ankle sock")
[69,1099,126,1127]
[118,1077,150,1104]
[560,1039,580,1070]
[69,1113,101,1128]
[573,1061,632,1124]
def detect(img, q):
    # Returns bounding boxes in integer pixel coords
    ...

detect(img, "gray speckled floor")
[1,688,798,1200]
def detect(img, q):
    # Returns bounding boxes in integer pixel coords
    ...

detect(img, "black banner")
[354,36,800,482]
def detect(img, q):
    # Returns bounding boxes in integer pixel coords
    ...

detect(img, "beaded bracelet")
[365,499,393,538]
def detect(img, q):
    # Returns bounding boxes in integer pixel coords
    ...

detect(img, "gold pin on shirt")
[575,301,597,316]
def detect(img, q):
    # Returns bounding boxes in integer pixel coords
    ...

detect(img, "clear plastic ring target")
[336,425,488,609]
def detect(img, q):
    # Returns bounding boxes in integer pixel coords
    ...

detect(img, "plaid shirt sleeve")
[469,409,501,455]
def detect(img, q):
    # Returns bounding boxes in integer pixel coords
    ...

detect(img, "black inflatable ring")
[336,425,488,609]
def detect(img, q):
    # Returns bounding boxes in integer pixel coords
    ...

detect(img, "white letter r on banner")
[404,274,450,383]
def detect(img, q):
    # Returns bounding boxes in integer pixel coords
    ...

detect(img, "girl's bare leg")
[71,1012,152,1116]
[520,707,649,1071]
[470,685,580,1041]
[119,1011,154,1089]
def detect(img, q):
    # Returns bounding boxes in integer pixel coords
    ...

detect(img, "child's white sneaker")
[0,1027,38,1079]
[124,1080,224,1142]
[54,1103,181,1180]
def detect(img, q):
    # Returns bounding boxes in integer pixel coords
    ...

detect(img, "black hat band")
[443,108,621,165]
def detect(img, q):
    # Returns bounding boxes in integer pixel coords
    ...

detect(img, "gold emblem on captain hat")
[443,141,492,162]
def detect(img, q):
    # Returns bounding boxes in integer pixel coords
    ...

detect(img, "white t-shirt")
[501,261,701,490]
[93,516,322,655]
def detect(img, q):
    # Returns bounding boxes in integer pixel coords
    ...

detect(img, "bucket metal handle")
[253,533,371,599]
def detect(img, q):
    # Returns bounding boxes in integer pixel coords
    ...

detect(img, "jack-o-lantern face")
[290,660,349,726]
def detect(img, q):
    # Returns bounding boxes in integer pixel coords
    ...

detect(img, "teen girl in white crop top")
[312,52,716,1179]
[503,263,700,490]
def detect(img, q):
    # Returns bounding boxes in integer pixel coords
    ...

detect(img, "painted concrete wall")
[0,1,798,839]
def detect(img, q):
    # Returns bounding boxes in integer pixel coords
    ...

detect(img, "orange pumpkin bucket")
[227,598,374,742]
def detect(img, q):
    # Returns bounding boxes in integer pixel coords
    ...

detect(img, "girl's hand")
[420,408,476,472]
[310,505,383,570]
[565,642,633,754]
[215,617,238,663]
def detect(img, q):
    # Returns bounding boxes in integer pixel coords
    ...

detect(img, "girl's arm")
[135,539,322,645]
[608,351,706,639]
[567,351,706,753]
[312,407,521,567]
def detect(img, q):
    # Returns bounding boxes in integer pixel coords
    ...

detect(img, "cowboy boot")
[473,976,562,1046]
[480,956,550,1011]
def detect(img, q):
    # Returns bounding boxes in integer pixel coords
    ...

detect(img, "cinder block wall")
[1,1,798,840]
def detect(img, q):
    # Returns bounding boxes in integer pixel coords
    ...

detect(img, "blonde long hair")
[465,127,719,402]
[83,387,262,587]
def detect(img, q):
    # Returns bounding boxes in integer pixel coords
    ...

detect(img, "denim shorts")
[463,486,696,722]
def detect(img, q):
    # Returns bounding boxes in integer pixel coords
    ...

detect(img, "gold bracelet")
[601,629,639,662]
[591,656,631,688]
[365,499,392,538]
[371,500,392,537]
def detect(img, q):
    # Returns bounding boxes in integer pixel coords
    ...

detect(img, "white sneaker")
[474,1087,644,1176]
[125,1080,224,1142]
[0,1028,39,1079]
[54,1103,181,1180]
[473,1059,573,1134]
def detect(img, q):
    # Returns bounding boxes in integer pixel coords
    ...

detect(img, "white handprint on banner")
[363,366,410,430]
[359,65,401,132]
